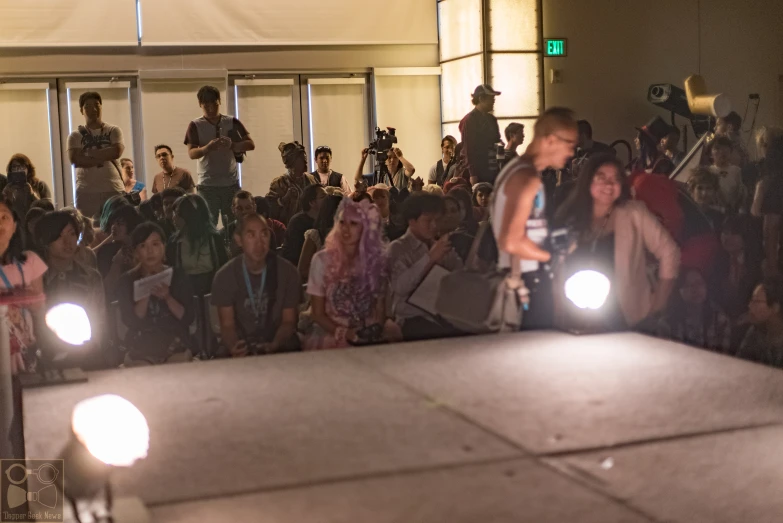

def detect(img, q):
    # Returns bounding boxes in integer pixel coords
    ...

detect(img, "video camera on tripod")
[367,126,398,185]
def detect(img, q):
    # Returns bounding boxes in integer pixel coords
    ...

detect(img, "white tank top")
[491,157,548,274]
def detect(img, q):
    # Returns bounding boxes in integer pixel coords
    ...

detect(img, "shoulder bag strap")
[464,222,489,271]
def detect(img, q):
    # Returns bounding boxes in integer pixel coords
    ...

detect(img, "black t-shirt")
[280,212,315,265]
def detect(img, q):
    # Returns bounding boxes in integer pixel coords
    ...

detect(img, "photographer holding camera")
[354,129,416,191]
[3,154,51,223]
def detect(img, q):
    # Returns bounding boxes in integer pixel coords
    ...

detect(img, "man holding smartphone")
[67,91,125,219]
[184,85,255,226]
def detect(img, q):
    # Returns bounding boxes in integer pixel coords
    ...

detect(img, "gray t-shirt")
[66,124,125,192]
[210,255,301,339]
[184,115,249,187]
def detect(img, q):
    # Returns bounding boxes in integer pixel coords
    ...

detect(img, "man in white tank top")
[492,108,578,328]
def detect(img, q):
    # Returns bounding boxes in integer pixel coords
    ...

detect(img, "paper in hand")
[133,267,174,302]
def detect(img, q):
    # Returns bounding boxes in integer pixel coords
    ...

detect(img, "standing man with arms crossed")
[492,107,578,329]
[184,85,255,226]
[67,91,126,219]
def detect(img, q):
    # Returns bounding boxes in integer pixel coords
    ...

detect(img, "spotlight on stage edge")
[565,270,611,310]
[71,394,150,467]
[46,303,92,346]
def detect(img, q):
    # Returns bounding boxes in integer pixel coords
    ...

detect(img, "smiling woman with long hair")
[554,153,680,330]
[304,198,400,349]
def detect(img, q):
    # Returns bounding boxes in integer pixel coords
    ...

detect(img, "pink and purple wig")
[322,198,388,297]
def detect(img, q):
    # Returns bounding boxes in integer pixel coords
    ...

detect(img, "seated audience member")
[744,126,783,196]
[712,216,762,321]
[268,141,317,225]
[160,187,187,239]
[714,111,748,167]
[410,178,425,192]
[253,196,286,249]
[95,204,144,298]
[138,199,157,222]
[443,177,471,195]
[554,154,680,330]
[428,136,457,187]
[167,194,228,296]
[447,187,496,267]
[211,214,301,356]
[503,122,525,166]
[736,277,783,368]
[750,133,783,276]
[24,207,47,255]
[96,194,131,246]
[30,199,54,213]
[687,168,725,229]
[355,146,415,190]
[298,195,342,282]
[148,192,164,221]
[368,184,405,241]
[630,117,675,176]
[312,145,351,195]
[422,184,444,196]
[120,158,147,202]
[62,208,98,270]
[36,211,106,368]
[151,144,196,194]
[117,223,195,366]
[439,195,463,237]
[389,193,463,341]
[576,119,611,158]
[0,195,48,375]
[472,182,493,222]
[659,267,731,353]
[660,126,685,166]
[352,191,373,204]
[280,185,326,266]
[304,199,400,349]
[223,190,257,257]
[708,136,745,211]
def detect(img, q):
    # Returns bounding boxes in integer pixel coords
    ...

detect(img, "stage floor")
[23,331,783,522]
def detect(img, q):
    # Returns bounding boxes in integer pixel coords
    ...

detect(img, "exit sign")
[544,38,568,57]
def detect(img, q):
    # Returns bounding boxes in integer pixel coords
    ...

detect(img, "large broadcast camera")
[368,126,397,185]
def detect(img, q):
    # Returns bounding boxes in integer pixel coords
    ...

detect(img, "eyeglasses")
[553,134,578,146]
[315,146,332,155]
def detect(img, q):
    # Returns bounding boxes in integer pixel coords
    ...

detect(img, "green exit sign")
[544,38,568,57]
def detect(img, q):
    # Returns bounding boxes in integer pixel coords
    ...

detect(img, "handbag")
[434,222,528,334]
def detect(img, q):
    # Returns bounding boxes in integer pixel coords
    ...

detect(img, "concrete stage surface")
[23,331,783,522]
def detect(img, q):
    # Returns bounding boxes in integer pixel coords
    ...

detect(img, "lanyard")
[0,261,24,290]
[242,258,267,320]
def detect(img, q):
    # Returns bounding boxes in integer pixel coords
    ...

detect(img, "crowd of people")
[3,82,783,380]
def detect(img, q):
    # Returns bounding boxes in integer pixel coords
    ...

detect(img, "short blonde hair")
[422,184,444,196]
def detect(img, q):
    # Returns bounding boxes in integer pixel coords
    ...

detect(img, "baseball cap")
[472,84,501,97]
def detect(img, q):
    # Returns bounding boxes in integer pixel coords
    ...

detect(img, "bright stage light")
[565,270,611,310]
[46,303,91,346]
[71,395,149,467]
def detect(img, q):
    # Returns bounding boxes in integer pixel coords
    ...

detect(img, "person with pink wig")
[304,198,401,349]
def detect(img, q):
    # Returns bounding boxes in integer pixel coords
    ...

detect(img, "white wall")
[543,0,783,152]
